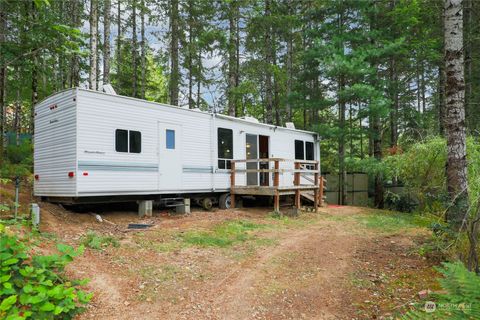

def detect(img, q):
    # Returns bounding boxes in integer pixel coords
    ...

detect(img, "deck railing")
[230,158,324,212]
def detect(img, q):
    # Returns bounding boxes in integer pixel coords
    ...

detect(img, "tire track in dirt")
[207,217,365,319]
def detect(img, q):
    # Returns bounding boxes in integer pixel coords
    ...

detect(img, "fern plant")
[403,261,480,319]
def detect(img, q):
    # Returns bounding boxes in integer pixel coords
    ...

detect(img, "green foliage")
[403,261,480,319]
[181,220,264,248]
[384,191,417,213]
[111,42,168,102]
[0,224,92,319]
[0,141,33,179]
[80,230,119,250]
[384,137,480,212]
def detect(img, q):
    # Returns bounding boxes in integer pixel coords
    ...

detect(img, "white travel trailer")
[33,88,320,208]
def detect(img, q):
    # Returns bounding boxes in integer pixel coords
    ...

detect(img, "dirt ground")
[19,201,439,320]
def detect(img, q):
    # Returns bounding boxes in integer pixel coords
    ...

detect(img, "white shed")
[33,88,320,207]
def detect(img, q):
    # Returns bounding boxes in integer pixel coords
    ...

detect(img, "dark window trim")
[218,127,233,170]
[295,139,304,160]
[305,141,315,161]
[115,129,142,154]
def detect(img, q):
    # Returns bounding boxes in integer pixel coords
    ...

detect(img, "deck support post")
[294,162,301,209]
[319,176,324,207]
[314,162,319,212]
[230,162,236,208]
[273,160,280,213]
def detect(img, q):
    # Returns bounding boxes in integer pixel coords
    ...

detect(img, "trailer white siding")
[34,89,77,196]
[76,90,214,195]
[34,88,319,199]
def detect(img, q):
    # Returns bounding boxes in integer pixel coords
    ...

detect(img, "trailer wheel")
[201,198,213,211]
[218,193,231,209]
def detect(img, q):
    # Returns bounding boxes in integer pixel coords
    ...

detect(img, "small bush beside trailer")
[33,88,320,209]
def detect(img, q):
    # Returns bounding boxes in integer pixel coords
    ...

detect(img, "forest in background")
[2,1,480,318]
[1,1,480,221]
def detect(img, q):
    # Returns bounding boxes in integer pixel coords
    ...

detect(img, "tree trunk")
[169,0,179,106]
[227,0,238,116]
[338,76,346,205]
[464,0,472,131]
[197,49,202,108]
[285,0,293,123]
[103,0,111,85]
[0,1,5,163]
[389,57,398,147]
[439,64,446,136]
[31,54,38,134]
[421,63,426,113]
[89,0,98,90]
[264,0,273,124]
[132,0,137,97]
[140,0,146,99]
[235,11,240,116]
[69,0,81,87]
[373,113,384,208]
[273,32,281,126]
[117,0,122,91]
[96,6,100,90]
[444,0,468,229]
[416,60,421,113]
[187,0,194,109]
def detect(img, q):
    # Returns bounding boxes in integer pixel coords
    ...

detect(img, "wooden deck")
[230,158,325,213]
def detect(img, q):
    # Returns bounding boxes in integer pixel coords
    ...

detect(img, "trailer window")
[129,131,142,153]
[115,129,128,152]
[295,140,304,160]
[306,141,314,160]
[166,129,175,149]
[116,129,141,153]
[218,128,233,169]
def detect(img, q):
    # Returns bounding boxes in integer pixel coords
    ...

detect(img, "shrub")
[0,224,92,319]
[384,191,417,213]
[384,137,480,212]
[403,261,480,319]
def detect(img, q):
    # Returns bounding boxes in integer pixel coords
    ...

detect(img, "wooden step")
[300,191,315,203]
[300,191,327,207]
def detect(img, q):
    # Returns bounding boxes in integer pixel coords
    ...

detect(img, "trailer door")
[158,122,182,191]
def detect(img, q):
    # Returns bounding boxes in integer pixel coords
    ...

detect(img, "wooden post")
[274,190,280,213]
[230,161,236,208]
[314,189,319,212]
[314,162,319,208]
[319,176,324,207]
[274,160,280,213]
[294,162,300,209]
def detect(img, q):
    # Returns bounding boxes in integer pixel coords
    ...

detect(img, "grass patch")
[354,210,436,233]
[181,220,265,248]
[81,230,119,250]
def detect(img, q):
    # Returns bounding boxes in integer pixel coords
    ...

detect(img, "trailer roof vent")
[243,116,259,123]
[102,84,117,95]
[285,122,295,129]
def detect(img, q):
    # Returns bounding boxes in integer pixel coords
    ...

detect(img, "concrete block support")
[138,200,153,217]
[176,198,191,214]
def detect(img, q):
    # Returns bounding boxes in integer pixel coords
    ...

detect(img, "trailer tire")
[218,193,231,209]
[201,198,213,211]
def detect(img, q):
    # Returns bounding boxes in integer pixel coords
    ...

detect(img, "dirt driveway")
[37,204,438,319]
